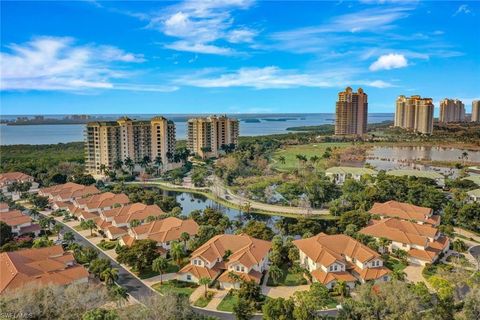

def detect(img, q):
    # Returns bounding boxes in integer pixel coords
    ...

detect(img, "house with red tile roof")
[178,234,271,289]
[369,200,440,226]
[0,203,9,213]
[359,218,449,265]
[73,192,129,215]
[0,246,89,294]
[0,209,41,236]
[0,172,38,200]
[120,217,198,255]
[39,182,100,209]
[293,233,390,289]
[95,203,165,240]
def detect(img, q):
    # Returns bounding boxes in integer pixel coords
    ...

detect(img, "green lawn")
[384,257,408,272]
[194,291,214,308]
[73,224,88,231]
[217,292,238,312]
[271,142,350,172]
[152,280,198,297]
[138,262,180,279]
[97,240,118,251]
[267,265,308,287]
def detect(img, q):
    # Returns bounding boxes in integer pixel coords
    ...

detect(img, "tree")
[153,156,163,175]
[463,288,480,320]
[170,241,185,267]
[233,297,255,320]
[278,156,286,165]
[117,239,159,273]
[0,221,13,246]
[241,220,274,240]
[337,210,371,231]
[84,219,96,236]
[180,232,190,247]
[113,159,124,173]
[89,258,111,279]
[101,268,119,286]
[152,256,169,284]
[124,157,134,174]
[108,285,129,307]
[82,308,119,320]
[63,231,75,244]
[75,246,98,265]
[130,219,141,228]
[262,297,295,320]
[53,224,63,240]
[269,265,283,285]
[391,269,407,281]
[333,280,349,299]
[32,236,54,248]
[39,216,54,231]
[199,277,211,298]
[31,195,49,209]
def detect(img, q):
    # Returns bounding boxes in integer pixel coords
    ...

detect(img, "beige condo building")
[187,115,239,158]
[439,98,465,123]
[394,95,434,134]
[335,87,368,135]
[472,100,480,122]
[85,116,176,175]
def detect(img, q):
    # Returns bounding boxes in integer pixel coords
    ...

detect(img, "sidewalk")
[204,291,228,311]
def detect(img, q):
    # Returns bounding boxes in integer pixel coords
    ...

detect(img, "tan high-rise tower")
[439,99,465,123]
[85,117,176,175]
[394,95,434,134]
[335,87,368,135]
[187,115,239,158]
[472,100,480,122]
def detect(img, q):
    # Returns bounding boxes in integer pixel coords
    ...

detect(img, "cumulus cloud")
[453,4,472,16]
[146,0,257,55]
[369,53,408,71]
[0,36,175,92]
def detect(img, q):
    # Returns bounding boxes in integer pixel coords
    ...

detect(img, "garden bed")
[194,291,214,308]
[267,265,308,286]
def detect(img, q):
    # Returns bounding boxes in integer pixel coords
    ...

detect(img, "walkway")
[131,177,331,216]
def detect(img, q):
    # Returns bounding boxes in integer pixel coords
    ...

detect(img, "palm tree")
[124,157,134,174]
[99,164,107,175]
[199,277,211,298]
[180,232,190,247]
[268,265,283,285]
[139,155,151,171]
[63,231,75,244]
[113,159,123,173]
[101,268,119,286]
[391,269,407,281]
[227,271,242,288]
[130,219,141,228]
[170,241,184,267]
[333,280,349,299]
[152,256,169,284]
[39,216,55,231]
[153,156,163,176]
[53,224,63,240]
[310,155,319,165]
[84,219,96,237]
[278,156,286,165]
[461,151,469,165]
[378,237,392,253]
[110,285,129,307]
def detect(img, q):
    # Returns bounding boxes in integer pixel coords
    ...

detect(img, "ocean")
[0,113,394,145]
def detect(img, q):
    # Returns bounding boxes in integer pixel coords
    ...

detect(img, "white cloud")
[145,0,256,55]
[453,4,472,16]
[0,36,171,92]
[369,53,408,71]
[174,66,394,89]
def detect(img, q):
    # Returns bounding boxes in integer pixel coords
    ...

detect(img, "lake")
[154,187,280,229]
[365,146,480,176]
[0,113,394,145]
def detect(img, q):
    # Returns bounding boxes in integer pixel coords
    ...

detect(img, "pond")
[150,187,281,228]
[364,146,480,176]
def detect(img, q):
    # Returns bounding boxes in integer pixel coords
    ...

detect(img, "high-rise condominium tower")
[472,100,480,122]
[394,95,434,134]
[187,115,239,158]
[439,98,465,123]
[85,116,176,175]
[335,87,368,135]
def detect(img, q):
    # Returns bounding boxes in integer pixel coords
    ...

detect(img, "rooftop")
[386,169,444,180]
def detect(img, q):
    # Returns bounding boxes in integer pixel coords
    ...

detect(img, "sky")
[1,0,479,115]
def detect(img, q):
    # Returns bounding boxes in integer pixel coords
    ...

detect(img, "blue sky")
[1,0,479,115]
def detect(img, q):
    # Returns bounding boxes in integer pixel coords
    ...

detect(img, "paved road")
[30,210,155,301]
